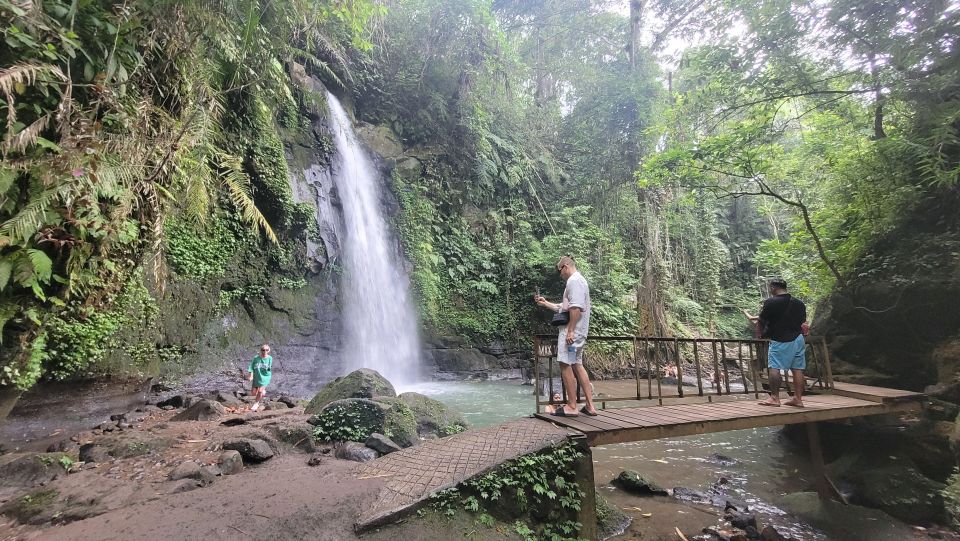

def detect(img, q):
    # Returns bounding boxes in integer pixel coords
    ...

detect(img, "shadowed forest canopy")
[1,0,958,390]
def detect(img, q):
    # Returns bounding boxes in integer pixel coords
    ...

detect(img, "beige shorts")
[558,345,584,365]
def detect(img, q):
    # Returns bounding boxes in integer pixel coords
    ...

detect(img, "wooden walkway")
[535,386,924,446]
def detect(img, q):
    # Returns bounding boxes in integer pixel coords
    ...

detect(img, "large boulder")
[305,369,396,415]
[612,470,668,496]
[365,433,401,455]
[847,463,945,524]
[395,392,468,437]
[171,399,226,422]
[0,454,68,491]
[309,398,418,447]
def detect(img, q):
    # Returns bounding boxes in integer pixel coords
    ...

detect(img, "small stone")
[168,461,202,481]
[759,525,788,541]
[307,456,324,467]
[169,479,203,493]
[157,395,186,408]
[365,433,401,455]
[46,440,70,453]
[161,405,174,411]
[222,438,274,463]
[171,399,227,422]
[79,443,110,463]
[334,442,378,463]
[97,421,116,431]
[110,413,126,421]
[217,450,243,475]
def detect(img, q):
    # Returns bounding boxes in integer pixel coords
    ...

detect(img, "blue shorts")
[768,335,806,370]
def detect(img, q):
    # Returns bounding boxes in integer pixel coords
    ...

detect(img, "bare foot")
[783,398,804,408]
[758,397,781,407]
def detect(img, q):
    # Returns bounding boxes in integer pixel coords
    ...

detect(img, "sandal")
[552,408,580,417]
[580,407,599,417]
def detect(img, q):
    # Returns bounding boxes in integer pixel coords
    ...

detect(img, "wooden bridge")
[531,335,924,446]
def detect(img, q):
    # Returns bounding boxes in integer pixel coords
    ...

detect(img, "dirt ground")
[0,404,518,541]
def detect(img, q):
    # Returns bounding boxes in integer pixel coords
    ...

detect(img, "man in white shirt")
[534,256,598,416]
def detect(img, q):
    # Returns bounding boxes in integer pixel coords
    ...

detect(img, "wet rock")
[708,453,738,466]
[595,490,631,539]
[304,369,396,415]
[171,399,227,422]
[612,470,668,496]
[79,444,110,463]
[744,525,760,539]
[759,525,788,541]
[394,392,468,438]
[157,395,187,408]
[334,442,378,463]
[222,438,274,463]
[724,509,757,530]
[365,433,401,455]
[218,450,243,475]
[673,486,711,503]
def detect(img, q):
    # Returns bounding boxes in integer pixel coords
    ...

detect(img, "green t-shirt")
[249,355,273,387]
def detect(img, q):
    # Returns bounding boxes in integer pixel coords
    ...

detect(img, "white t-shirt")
[557,271,591,350]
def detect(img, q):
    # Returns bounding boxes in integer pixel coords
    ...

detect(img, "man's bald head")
[557,256,576,279]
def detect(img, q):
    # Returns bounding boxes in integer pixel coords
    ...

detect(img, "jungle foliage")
[0,0,378,389]
[3,0,958,388]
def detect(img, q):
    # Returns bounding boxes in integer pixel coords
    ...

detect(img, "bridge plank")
[541,394,923,446]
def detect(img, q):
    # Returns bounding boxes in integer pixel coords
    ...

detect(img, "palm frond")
[0,63,66,98]
[313,34,354,83]
[216,154,278,244]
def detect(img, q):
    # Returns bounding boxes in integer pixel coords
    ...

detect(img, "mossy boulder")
[595,490,631,539]
[309,398,417,448]
[848,464,945,524]
[394,392,468,437]
[612,470,668,496]
[304,369,396,415]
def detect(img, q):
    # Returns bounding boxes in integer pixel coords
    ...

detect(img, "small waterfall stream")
[326,92,422,387]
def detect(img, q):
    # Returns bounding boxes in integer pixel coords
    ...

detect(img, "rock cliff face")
[813,191,960,392]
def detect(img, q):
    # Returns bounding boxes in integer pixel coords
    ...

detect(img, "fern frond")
[313,34,354,83]
[0,185,66,247]
[2,113,52,154]
[285,45,344,88]
[217,154,278,244]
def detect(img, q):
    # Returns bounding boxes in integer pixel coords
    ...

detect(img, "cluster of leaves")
[311,401,384,443]
[428,442,587,541]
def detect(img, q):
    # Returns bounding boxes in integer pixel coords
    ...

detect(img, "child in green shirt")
[247,344,273,412]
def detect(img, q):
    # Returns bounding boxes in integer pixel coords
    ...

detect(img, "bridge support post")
[805,422,847,504]
[571,434,598,541]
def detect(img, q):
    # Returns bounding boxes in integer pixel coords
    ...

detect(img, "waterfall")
[326,92,423,387]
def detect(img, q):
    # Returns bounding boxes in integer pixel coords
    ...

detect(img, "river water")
[415,380,920,541]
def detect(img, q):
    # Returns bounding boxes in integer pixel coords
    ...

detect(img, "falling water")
[326,92,422,387]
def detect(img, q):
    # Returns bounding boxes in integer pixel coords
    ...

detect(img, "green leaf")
[0,260,11,290]
[26,249,52,283]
